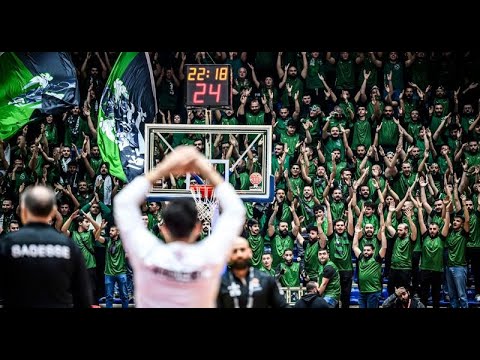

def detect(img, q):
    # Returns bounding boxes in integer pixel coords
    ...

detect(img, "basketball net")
[189,185,218,224]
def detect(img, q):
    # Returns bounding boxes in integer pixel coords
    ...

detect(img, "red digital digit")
[209,83,222,102]
[193,83,206,104]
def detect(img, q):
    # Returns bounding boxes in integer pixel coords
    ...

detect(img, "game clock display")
[185,64,232,108]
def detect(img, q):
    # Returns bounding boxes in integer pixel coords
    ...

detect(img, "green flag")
[97,52,157,182]
[0,52,80,140]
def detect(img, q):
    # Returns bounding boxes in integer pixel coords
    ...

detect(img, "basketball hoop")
[189,184,217,222]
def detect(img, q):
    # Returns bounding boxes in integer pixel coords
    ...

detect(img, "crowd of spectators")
[1,51,480,308]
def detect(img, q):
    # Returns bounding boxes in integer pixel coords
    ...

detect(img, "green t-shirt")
[391,234,414,270]
[44,123,58,145]
[306,56,327,90]
[247,233,264,269]
[447,229,468,267]
[420,232,445,272]
[330,201,346,222]
[303,240,320,282]
[270,232,295,269]
[72,230,96,269]
[378,118,399,146]
[358,254,383,293]
[104,237,127,275]
[467,212,480,248]
[259,266,275,277]
[327,232,353,271]
[336,57,355,90]
[278,262,301,287]
[351,118,373,150]
[318,260,341,299]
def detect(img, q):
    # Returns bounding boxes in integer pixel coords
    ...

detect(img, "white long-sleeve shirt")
[114,176,245,308]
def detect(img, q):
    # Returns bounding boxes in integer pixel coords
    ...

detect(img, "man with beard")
[381,286,425,308]
[217,237,288,308]
[385,202,417,296]
[445,195,470,308]
[60,161,81,195]
[275,105,299,140]
[419,178,445,228]
[416,203,448,308]
[277,60,306,109]
[244,219,266,269]
[267,202,300,269]
[198,220,210,241]
[455,139,480,167]
[352,223,387,308]
[355,203,384,253]
[322,124,348,163]
[237,96,272,128]
[0,198,17,234]
[296,185,319,227]
[276,248,301,287]
[391,161,416,201]
[95,223,129,309]
[272,144,291,193]
[429,103,447,145]
[294,280,330,308]
[460,103,476,133]
[300,105,322,144]
[295,223,326,283]
[323,202,354,308]
[316,248,341,308]
[375,105,400,151]
[325,149,348,182]
[214,107,238,127]
[62,106,90,149]
[304,164,330,202]
[398,85,419,124]
[75,180,94,208]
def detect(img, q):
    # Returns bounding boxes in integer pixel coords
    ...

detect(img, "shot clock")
[185,64,232,108]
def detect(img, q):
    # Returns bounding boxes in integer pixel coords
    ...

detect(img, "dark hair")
[163,198,198,238]
[76,215,86,227]
[21,186,56,217]
[363,201,375,209]
[364,243,375,250]
[306,225,319,233]
[305,281,318,292]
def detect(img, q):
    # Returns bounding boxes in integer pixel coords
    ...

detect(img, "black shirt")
[217,267,289,308]
[0,222,92,308]
[294,293,330,308]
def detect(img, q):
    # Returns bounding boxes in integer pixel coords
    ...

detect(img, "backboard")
[144,124,274,202]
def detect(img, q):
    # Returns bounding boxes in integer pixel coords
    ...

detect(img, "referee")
[0,185,93,308]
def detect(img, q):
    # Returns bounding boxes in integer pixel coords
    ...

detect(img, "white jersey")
[114,176,245,308]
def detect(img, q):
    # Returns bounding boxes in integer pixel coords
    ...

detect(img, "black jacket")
[217,267,289,308]
[0,222,93,308]
[294,293,330,308]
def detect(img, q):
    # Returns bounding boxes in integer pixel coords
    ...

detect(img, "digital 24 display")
[185,64,232,108]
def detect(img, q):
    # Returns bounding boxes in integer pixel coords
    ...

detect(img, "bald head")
[230,237,252,269]
[233,236,250,248]
[21,185,57,218]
